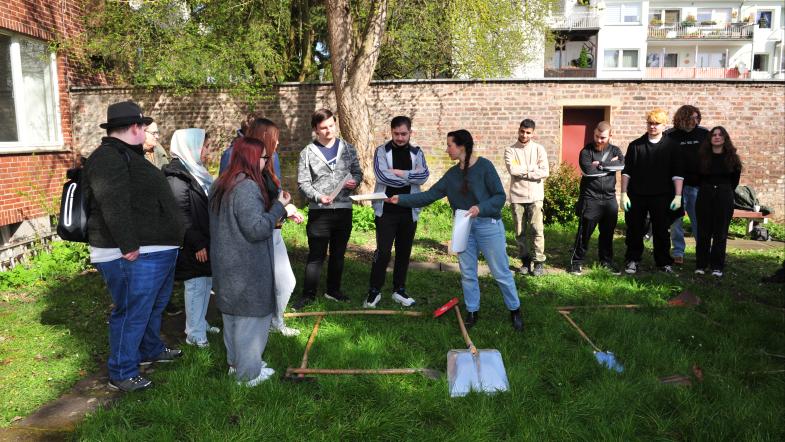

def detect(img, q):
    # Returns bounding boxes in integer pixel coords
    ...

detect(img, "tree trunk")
[324,0,388,195]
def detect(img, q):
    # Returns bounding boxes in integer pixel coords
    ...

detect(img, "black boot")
[464,311,479,329]
[510,308,524,332]
[519,255,531,275]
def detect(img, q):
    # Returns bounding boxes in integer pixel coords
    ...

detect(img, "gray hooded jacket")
[297,138,363,210]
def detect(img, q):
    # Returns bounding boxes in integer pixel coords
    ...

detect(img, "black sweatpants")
[571,197,618,265]
[624,193,673,267]
[695,184,734,270]
[369,211,417,291]
[303,208,353,296]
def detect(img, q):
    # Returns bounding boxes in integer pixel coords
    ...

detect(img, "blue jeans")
[95,249,178,381]
[670,185,699,258]
[184,276,212,342]
[457,217,521,313]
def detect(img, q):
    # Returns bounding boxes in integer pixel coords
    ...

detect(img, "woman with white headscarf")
[163,128,218,347]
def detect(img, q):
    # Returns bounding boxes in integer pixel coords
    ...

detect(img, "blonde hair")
[646,108,669,124]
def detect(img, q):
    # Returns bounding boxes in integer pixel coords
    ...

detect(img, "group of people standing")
[84,99,741,393]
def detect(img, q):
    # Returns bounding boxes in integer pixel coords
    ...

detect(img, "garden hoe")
[559,310,623,373]
[434,298,509,397]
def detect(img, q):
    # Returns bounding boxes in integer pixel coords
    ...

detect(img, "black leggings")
[695,185,734,270]
[369,211,417,291]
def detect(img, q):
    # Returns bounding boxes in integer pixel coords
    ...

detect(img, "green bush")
[543,162,581,225]
[352,204,376,232]
[0,241,89,291]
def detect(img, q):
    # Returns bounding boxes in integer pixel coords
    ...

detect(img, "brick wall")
[70,80,785,220]
[0,0,101,227]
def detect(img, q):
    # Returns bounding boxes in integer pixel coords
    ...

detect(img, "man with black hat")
[85,101,185,392]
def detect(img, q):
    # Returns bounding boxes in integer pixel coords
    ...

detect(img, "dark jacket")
[209,176,286,317]
[665,126,709,187]
[85,137,183,253]
[622,134,683,197]
[163,158,211,280]
[578,142,624,200]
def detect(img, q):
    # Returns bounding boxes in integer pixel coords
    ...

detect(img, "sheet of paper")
[451,209,472,253]
[350,192,389,202]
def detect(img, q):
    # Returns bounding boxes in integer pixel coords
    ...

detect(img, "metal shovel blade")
[594,351,624,372]
[447,349,509,397]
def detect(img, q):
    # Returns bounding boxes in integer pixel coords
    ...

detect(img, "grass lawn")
[1,203,783,440]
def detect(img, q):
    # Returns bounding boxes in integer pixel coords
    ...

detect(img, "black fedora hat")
[100,101,154,129]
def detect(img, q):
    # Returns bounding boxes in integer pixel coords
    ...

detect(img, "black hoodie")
[578,142,625,200]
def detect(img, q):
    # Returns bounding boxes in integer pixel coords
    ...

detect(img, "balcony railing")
[545,67,597,78]
[645,67,751,79]
[648,23,754,40]
[548,12,601,30]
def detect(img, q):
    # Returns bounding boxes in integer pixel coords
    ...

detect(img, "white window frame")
[756,10,774,29]
[605,2,642,25]
[604,48,639,69]
[753,53,770,71]
[0,31,64,154]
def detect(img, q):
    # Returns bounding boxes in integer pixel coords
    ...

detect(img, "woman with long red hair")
[209,136,291,386]
[244,118,304,337]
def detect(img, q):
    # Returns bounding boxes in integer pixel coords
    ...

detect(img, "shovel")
[434,298,509,397]
[559,310,623,373]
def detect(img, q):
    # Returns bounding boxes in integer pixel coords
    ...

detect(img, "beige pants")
[511,201,546,262]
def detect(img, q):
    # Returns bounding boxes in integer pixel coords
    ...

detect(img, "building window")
[604,49,638,69]
[753,54,769,71]
[649,9,680,26]
[696,52,727,68]
[0,32,61,149]
[646,52,678,68]
[756,10,773,28]
[605,3,641,24]
[697,8,730,24]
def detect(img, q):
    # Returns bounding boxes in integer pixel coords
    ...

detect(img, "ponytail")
[448,129,474,195]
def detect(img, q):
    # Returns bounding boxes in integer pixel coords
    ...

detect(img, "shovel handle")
[454,305,478,356]
[559,310,602,353]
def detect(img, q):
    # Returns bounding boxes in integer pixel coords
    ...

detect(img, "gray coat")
[209,177,286,317]
[297,138,363,210]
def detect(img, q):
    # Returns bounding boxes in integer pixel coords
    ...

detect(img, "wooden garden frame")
[282,310,439,380]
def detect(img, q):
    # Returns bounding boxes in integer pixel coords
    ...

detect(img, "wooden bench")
[733,209,770,233]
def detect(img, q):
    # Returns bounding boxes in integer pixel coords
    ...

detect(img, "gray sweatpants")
[222,313,273,382]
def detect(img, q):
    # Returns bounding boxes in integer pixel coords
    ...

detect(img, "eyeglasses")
[691,115,701,121]
[646,121,662,126]
[261,156,270,160]
[146,131,160,136]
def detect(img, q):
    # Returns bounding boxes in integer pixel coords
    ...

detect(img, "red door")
[562,108,605,171]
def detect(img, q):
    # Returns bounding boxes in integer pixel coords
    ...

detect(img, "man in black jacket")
[85,101,185,392]
[621,108,684,274]
[570,121,624,275]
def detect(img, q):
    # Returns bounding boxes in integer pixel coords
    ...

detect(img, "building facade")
[533,0,784,80]
[0,0,96,266]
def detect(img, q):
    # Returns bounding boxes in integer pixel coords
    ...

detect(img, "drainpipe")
[694,44,699,78]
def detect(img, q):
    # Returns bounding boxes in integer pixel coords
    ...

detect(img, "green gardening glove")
[670,195,682,210]
[621,193,631,212]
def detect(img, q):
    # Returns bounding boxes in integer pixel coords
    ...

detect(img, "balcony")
[648,23,754,40]
[548,12,601,30]
[645,67,751,79]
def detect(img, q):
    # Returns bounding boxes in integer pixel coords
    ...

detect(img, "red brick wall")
[0,0,101,227]
[70,80,785,220]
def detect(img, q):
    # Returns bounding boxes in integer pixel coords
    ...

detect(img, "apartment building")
[529,0,785,79]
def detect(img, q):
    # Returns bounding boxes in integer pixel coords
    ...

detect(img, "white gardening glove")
[621,193,631,212]
[670,195,682,210]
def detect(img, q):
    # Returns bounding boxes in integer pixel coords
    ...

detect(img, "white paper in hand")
[451,209,472,253]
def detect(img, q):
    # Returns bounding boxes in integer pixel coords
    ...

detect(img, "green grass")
[1,208,784,440]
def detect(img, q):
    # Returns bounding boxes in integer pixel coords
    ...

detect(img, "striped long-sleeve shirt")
[371,141,430,221]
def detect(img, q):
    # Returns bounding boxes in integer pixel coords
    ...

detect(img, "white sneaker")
[624,261,638,274]
[272,326,300,337]
[185,336,209,348]
[228,360,266,376]
[391,289,415,307]
[363,290,381,308]
[661,265,675,274]
[711,269,723,277]
[207,326,221,334]
[694,269,705,275]
[242,367,276,387]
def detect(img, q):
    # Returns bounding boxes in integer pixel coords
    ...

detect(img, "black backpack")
[57,148,130,243]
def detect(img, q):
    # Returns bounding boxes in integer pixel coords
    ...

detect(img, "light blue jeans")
[671,185,699,258]
[457,217,521,313]
[184,276,212,343]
